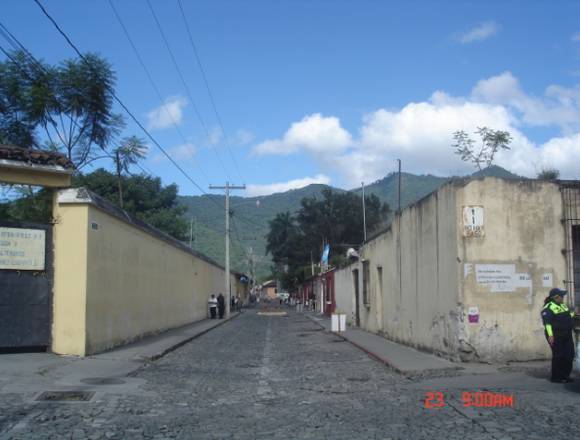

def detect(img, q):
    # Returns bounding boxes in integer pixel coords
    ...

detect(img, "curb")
[145,312,242,362]
[303,313,459,377]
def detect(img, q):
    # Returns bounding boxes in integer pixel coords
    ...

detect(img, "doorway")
[353,269,360,327]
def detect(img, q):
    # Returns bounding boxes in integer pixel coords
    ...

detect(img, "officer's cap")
[549,288,567,297]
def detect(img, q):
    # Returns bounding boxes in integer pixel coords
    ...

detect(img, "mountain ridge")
[178,165,520,279]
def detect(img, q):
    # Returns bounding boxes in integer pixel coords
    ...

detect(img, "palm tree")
[112,136,147,208]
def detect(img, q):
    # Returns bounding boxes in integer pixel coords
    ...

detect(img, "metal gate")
[0,222,52,351]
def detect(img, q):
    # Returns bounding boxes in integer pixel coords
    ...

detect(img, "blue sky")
[3,0,580,196]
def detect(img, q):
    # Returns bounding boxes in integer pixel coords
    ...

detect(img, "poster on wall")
[0,227,45,271]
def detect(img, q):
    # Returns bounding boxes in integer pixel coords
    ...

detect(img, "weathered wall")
[360,183,460,356]
[334,263,359,324]
[457,178,566,362]
[51,188,230,356]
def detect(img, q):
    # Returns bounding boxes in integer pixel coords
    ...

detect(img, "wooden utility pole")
[209,182,246,318]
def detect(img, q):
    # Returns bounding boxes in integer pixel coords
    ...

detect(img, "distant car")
[278,292,289,300]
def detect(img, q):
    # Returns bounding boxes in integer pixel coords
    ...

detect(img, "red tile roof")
[0,145,74,169]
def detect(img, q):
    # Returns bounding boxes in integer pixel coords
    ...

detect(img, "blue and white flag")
[321,244,330,265]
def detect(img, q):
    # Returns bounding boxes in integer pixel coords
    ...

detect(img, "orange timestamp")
[424,391,514,409]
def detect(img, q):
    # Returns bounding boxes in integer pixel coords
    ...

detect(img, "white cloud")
[234,129,254,145]
[252,113,352,155]
[153,142,196,163]
[252,72,580,186]
[146,96,187,131]
[208,127,223,145]
[456,21,500,44]
[171,142,197,160]
[245,174,331,197]
[572,32,580,42]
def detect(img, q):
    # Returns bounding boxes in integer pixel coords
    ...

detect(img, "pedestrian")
[541,287,575,383]
[208,294,218,319]
[235,295,241,311]
[217,293,226,319]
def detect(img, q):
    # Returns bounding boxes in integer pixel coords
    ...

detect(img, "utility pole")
[361,182,367,242]
[397,159,402,212]
[189,217,195,248]
[209,182,246,318]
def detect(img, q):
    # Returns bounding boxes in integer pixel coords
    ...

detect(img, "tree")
[452,127,512,170]
[537,167,560,180]
[74,169,188,240]
[112,136,147,208]
[0,50,124,168]
[265,188,389,290]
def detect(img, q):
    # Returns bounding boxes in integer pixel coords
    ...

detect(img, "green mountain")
[179,166,520,279]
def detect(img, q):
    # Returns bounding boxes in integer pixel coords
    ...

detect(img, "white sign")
[542,273,553,288]
[0,227,45,270]
[475,264,515,292]
[463,206,485,238]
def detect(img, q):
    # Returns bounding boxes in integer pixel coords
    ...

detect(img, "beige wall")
[343,177,568,362]
[52,188,231,356]
[358,183,460,356]
[457,179,567,362]
[0,165,71,187]
[51,201,89,355]
[334,263,358,324]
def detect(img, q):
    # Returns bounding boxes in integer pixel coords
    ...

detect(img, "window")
[362,260,370,307]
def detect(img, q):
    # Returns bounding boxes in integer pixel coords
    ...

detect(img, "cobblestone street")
[0,310,578,440]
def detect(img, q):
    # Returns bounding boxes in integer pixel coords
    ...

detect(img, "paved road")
[0,310,578,439]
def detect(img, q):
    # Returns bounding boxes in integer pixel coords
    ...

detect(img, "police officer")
[541,288,575,383]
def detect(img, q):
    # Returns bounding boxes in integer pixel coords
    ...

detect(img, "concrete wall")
[457,178,567,362]
[359,183,460,357]
[334,263,358,324]
[342,177,568,362]
[52,188,231,356]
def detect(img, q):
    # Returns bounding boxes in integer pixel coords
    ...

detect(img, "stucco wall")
[52,201,89,355]
[457,178,567,362]
[334,263,359,325]
[51,188,230,356]
[359,183,460,356]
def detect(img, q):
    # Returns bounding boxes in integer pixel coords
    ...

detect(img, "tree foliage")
[0,50,123,168]
[0,170,188,241]
[266,188,389,289]
[75,169,188,240]
[452,127,512,170]
[537,167,560,180]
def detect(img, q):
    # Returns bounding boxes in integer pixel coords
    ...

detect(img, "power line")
[33,0,224,208]
[144,0,232,182]
[107,0,210,184]
[176,0,245,184]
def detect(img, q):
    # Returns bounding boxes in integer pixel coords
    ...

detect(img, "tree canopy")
[266,188,389,289]
[0,50,123,168]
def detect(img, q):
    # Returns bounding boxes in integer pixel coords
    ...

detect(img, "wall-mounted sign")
[0,227,45,270]
[542,273,553,288]
[468,306,480,323]
[463,206,485,238]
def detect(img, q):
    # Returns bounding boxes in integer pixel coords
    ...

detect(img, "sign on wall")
[0,227,45,270]
[463,206,484,238]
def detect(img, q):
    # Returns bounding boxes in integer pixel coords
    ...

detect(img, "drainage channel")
[36,377,126,402]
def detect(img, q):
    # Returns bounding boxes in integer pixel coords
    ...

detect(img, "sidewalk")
[0,313,239,395]
[305,312,460,376]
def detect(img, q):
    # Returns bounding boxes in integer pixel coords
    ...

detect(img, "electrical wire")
[107,0,210,184]
[176,0,245,184]
[144,0,232,182]
[33,0,224,208]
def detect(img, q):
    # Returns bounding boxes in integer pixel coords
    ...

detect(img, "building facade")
[333,177,580,362]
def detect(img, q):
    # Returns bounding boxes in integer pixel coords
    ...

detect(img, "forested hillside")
[179,166,519,279]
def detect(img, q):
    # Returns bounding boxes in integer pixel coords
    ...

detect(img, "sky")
[2,0,580,197]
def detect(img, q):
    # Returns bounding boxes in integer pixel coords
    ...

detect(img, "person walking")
[541,287,575,383]
[217,293,226,319]
[208,294,218,319]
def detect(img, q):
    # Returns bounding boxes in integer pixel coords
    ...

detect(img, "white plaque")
[542,273,553,288]
[463,206,485,238]
[0,227,46,270]
[475,264,515,292]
